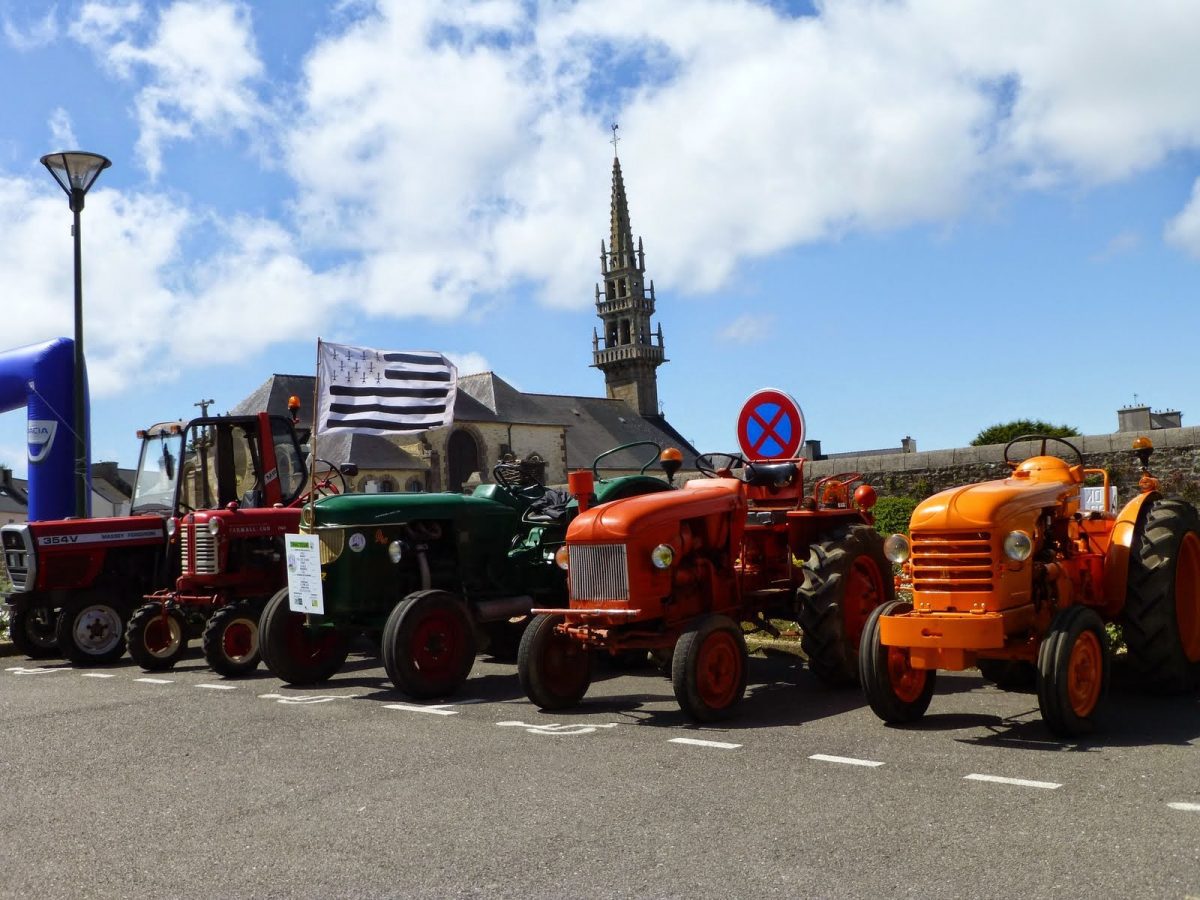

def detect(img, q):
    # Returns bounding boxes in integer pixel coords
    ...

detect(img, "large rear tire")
[517,613,593,710]
[258,588,348,685]
[859,600,936,724]
[126,603,188,671]
[1123,497,1200,693]
[382,590,476,699]
[202,602,261,677]
[55,594,127,665]
[1037,605,1108,738]
[797,524,894,686]
[671,615,748,722]
[8,605,59,659]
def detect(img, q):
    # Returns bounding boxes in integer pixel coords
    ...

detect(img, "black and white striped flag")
[317,342,457,435]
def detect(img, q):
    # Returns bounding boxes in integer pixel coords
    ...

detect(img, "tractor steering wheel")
[1002,434,1084,470]
[696,452,747,479]
[493,462,544,500]
[311,459,348,496]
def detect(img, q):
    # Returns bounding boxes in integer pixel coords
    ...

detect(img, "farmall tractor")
[861,434,1200,737]
[124,404,349,676]
[517,390,894,722]
[0,412,299,665]
[257,442,682,696]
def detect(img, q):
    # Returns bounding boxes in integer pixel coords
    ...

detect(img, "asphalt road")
[1,647,1197,899]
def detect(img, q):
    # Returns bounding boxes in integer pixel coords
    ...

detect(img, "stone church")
[233,149,698,492]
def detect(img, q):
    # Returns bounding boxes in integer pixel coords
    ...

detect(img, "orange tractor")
[518,390,894,721]
[862,434,1200,736]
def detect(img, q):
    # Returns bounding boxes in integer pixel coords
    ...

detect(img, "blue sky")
[2,0,1200,477]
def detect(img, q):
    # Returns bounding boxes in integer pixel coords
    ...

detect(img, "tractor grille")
[911,531,994,593]
[181,522,219,575]
[568,544,630,602]
[318,530,344,565]
[1,526,32,591]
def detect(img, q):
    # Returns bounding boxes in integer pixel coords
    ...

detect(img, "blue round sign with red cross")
[736,388,806,461]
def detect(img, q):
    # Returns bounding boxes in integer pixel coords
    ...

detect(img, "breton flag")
[316,342,457,435]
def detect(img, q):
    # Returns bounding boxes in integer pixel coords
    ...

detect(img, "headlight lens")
[883,533,910,564]
[207,517,221,536]
[388,540,404,564]
[554,546,570,570]
[300,504,315,531]
[1003,530,1033,561]
[651,544,675,569]
[165,519,176,538]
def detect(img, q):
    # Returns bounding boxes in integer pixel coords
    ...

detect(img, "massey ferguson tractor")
[517,390,894,722]
[860,434,1200,737]
[257,442,682,696]
[1,411,305,665]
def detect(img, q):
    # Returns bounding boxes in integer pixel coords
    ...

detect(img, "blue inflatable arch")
[0,338,88,521]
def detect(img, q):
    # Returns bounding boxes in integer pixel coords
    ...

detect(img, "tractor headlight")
[207,517,221,536]
[166,519,176,538]
[1003,530,1033,561]
[554,546,570,570]
[388,540,404,564]
[651,544,675,569]
[300,504,315,531]
[884,533,910,564]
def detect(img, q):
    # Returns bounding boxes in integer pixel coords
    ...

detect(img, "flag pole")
[310,337,322,504]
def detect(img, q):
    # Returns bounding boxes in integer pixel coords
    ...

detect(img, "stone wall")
[804,426,1200,504]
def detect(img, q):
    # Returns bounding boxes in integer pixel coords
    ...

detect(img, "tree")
[971,419,1080,447]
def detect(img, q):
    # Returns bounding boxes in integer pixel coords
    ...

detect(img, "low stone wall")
[805,427,1200,504]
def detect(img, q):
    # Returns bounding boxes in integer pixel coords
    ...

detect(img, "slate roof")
[312,432,429,471]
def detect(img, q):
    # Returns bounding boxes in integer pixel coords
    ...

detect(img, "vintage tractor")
[860,434,1200,737]
[123,411,344,676]
[517,437,893,721]
[1,412,303,665]
[257,442,683,695]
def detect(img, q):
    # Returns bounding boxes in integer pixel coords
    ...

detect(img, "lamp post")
[41,151,111,519]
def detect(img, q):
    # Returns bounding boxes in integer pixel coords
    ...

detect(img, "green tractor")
[258,443,682,697]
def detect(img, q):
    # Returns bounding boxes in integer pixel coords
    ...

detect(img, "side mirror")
[340,464,359,477]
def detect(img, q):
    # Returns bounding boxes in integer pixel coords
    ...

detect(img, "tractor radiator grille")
[568,544,630,602]
[181,523,219,575]
[910,531,994,593]
[1,527,31,591]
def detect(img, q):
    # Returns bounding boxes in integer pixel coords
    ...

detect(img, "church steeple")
[592,128,667,417]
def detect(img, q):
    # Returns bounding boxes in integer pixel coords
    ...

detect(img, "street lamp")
[41,151,111,519]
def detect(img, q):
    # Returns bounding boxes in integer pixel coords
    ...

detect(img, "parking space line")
[669,737,741,750]
[809,753,884,768]
[133,677,174,685]
[196,683,238,690]
[81,673,116,678]
[1168,802,1200,812]
[384,703,459,716]
[964,773,1061,790]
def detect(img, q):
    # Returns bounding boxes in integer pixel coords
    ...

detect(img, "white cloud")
[445,351,490,376]
[1166,177,1200,259]
[1091,228,1141,262]
[47,108,78,149]
[718,314,774,345]
[3,8,58,50]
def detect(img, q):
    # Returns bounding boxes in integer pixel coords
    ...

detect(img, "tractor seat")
[524,487,572,523]
[742,461,798,488]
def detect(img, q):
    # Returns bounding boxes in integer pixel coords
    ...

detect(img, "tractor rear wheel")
[202,602,261,677]
[126,603,188,671]
[1037,605,1109,737]
[9,605,59,658]
[55,593,127,665]
[671,615,748,722]
[977,658,1037,691]
[382,590,477,699]
[259,588,348,685]
[859,600,936,724]
[518,613,593,710]
[1123,497,1200,693]
[797,524,894,687]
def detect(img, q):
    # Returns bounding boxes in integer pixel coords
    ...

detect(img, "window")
[406,477,424,493]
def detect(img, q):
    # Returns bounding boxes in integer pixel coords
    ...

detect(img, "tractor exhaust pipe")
[473,596,534,623]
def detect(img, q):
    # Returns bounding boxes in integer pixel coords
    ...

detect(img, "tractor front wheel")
[1123,498,1200,693]
[126,603,188,671]
[382,590,477,699]
[9,605,59,658]
[202,602,261,677]
[518,613,593,710]
[671,615,748,722]
[259,588,348,685]
[55,594,127,665]
[859,600,936,724]
[1037,605,1108,737]
[797,524,894,687]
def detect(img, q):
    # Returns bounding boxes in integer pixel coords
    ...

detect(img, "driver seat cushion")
[743,461,798,488]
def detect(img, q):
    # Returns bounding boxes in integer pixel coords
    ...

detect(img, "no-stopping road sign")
[736,389,805,461]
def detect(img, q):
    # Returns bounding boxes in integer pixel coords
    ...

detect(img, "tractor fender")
[1102,491,1158,618]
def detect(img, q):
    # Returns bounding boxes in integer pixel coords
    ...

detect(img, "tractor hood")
[912,456,1081,531]
[568,479,743,543]
[311,490,517,528]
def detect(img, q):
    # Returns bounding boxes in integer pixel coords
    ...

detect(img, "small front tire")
[671,615,748,722]
[859,600,936,724]
[517,613,593,710]
[56,595,127,665]
[8,605,59,659]
[126,603,188,671]
[382,590,477,699]
[1037,605,1108,738]
[259,588,348,685]
[202,603,261,677]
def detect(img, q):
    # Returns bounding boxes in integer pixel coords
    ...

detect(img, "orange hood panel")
[568,479,745,542]
[913,458,1080,531]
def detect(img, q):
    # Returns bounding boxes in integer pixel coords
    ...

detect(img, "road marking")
[5,666,61,675]
[964,773,1061,790]
[669,737,741,750]
[81,673,116,678]
[385,703,459,716]
[1168,802,1200,812]
[809,753,884,768]
[259,692,357,705]
[134,677,174,684]
[196,683,238,691]
[497,720,618,736]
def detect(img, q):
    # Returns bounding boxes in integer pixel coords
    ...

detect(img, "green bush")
[873,496,919,536]
[971,419,1079,447]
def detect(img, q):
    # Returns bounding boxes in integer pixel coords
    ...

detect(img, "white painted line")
[964,773,1061,790]
[497,720,618,736]
[196,683,238,691]
[5,666,61,675]
[133,677,174,685]
[1168,802,1200,812]
[809,753,885,768]
[669,737,742,750]
[258,692,359,705]
[384,703,459,716]
[81,673,116,678]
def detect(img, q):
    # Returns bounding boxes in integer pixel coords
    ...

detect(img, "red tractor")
[518,391,894,721]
